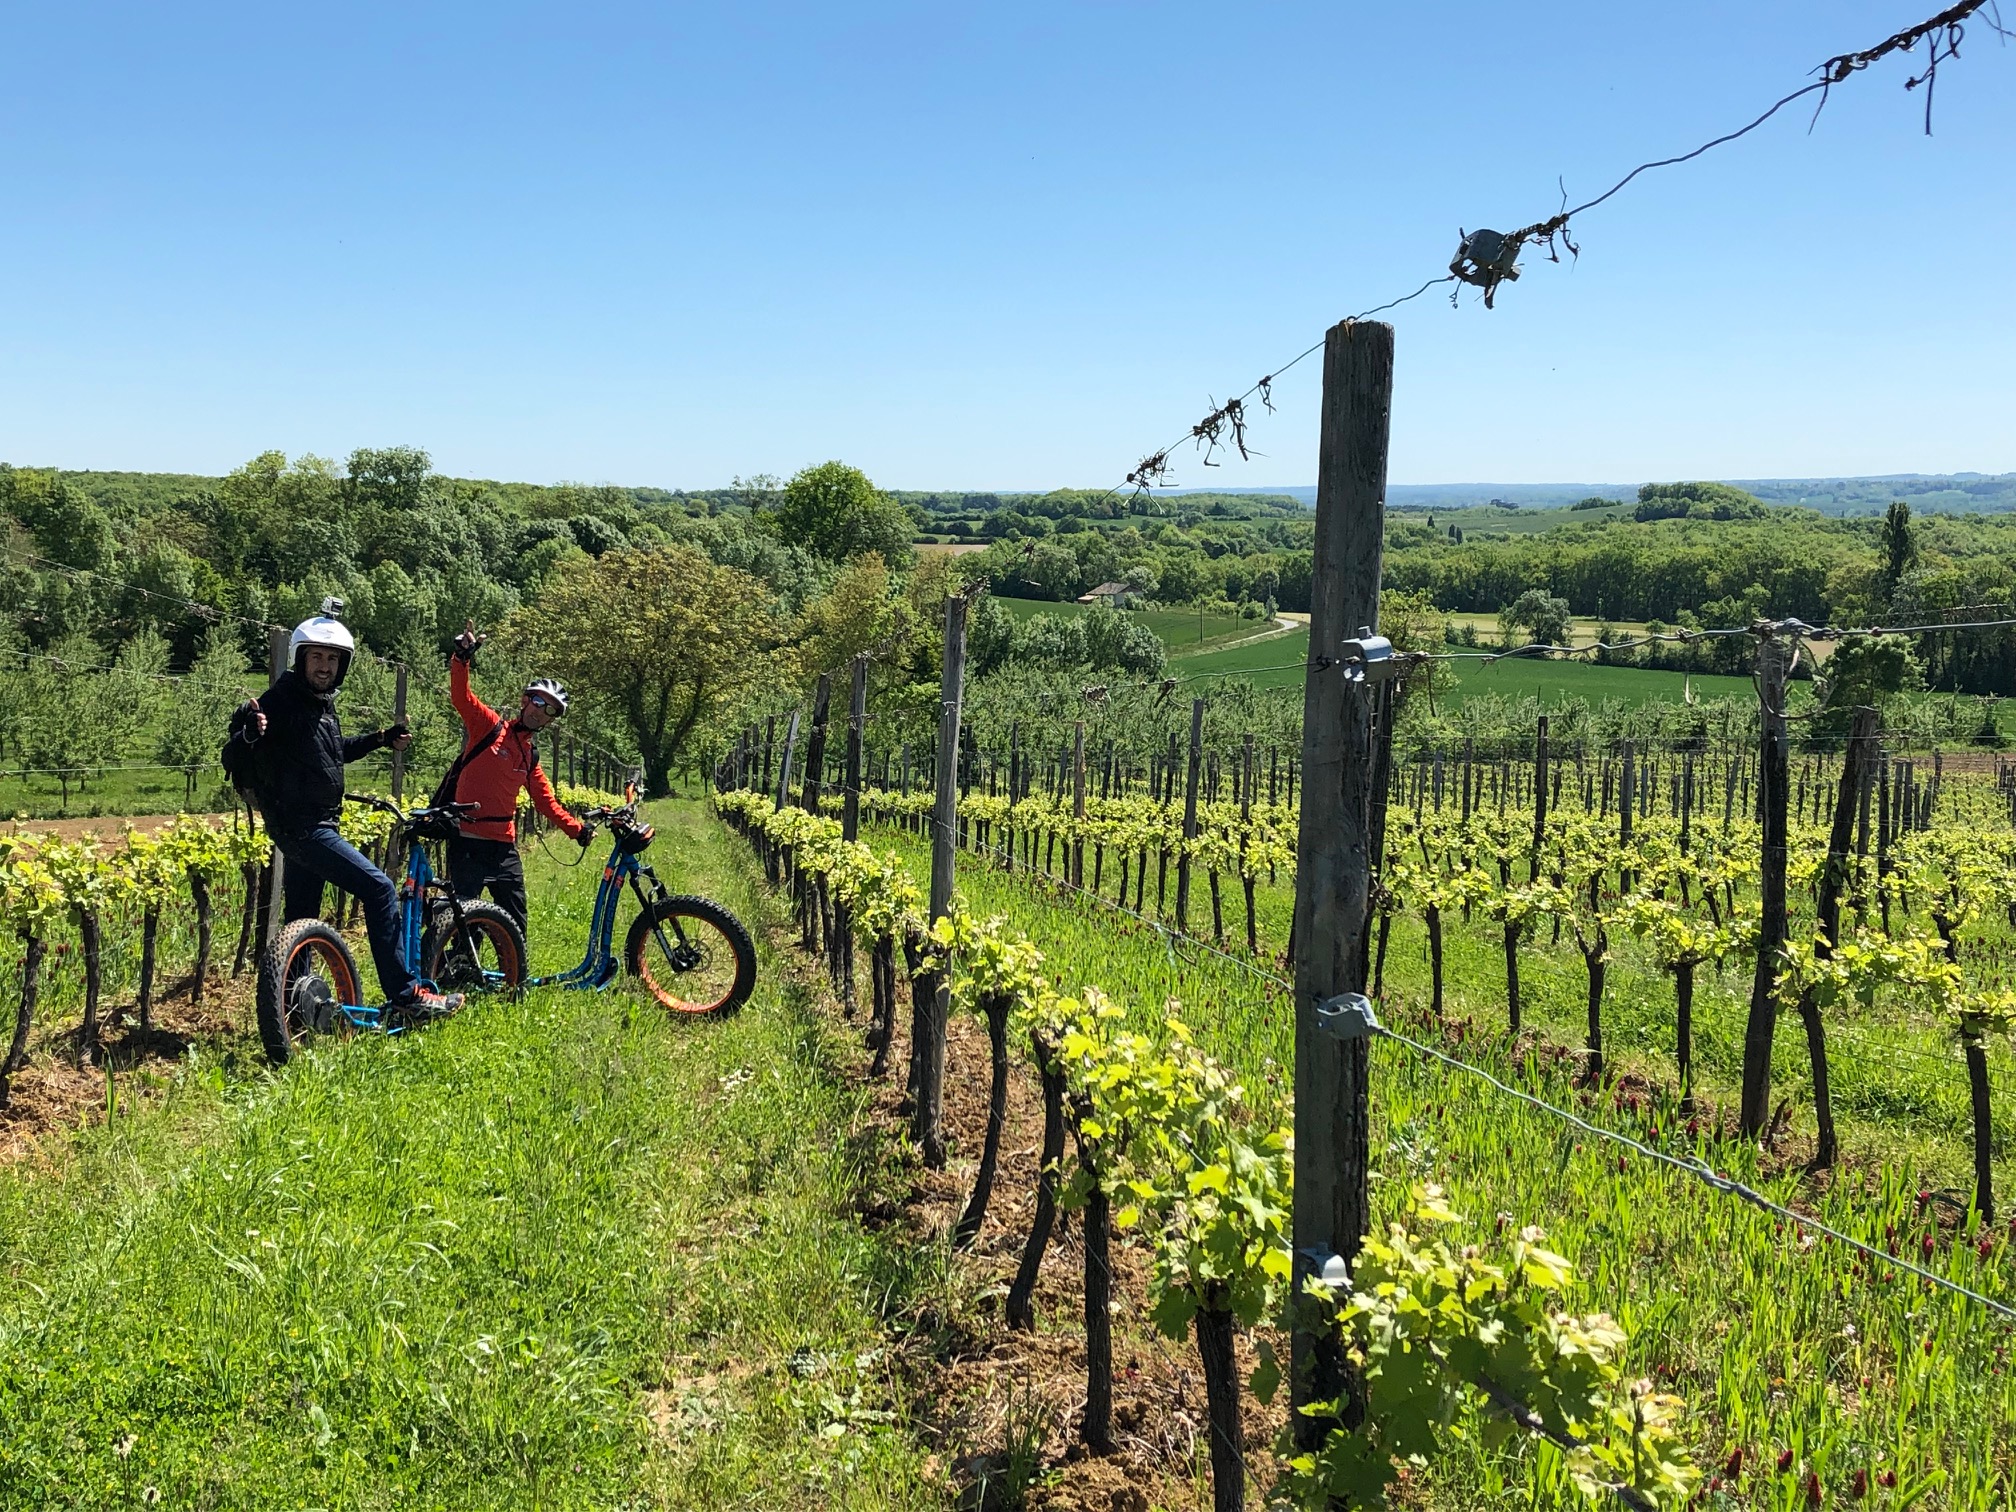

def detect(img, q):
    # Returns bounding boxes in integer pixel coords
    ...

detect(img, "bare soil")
[750,892,1287,1511]
[0,963,259,1164]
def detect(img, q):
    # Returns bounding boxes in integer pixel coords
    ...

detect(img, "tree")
[1880,500,1918,596]
[159,626,254,804]
[1634,481,1766,522]
[5,472,116,572]
[1503,588,1572,650]
[791,552,897,681]
[770,462,914,565]
[505,545,776,795]
[1811,633,1921,742]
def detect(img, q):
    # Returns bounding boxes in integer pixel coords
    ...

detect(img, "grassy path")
[0,800,935,1510]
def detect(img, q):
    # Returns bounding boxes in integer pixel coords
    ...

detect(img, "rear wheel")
[420,901,527,994]
[256,920,361,1067]
[624,895,756,1016]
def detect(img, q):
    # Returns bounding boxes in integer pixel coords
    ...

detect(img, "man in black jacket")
[225,608,457,1015]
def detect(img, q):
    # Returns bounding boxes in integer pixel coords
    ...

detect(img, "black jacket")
[224,671,392,837]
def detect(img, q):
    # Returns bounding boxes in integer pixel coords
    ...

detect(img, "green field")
[1173,623,1759,704]
[992,594,1273,652]
[0,802,934,1509]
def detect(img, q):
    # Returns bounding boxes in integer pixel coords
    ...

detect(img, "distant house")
[1075,582,1133,608]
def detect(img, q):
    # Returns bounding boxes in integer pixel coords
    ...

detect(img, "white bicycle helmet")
[524,677,569,715]
[289,597,356,687]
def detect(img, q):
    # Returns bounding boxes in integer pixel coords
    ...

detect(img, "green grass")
[992,595,1264,651]
[0,801,937,1510]
[854,814,2016,1507]
[0,768,238,822]
[1172,623,1760,705]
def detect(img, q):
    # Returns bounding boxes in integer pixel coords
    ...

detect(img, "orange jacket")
[447,658,583,843]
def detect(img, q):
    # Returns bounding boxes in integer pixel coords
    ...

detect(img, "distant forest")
[9,457,2016,710]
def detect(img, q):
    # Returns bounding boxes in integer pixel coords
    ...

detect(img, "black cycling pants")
[446,837,528,935]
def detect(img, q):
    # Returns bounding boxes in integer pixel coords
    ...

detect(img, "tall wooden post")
[256,626,290,951]
[773,710,800,812]
[913,594,967,1168]
[389,663,410,804]
[1530,715,1549,882]
[801,673,833,814]
[1072,721,1087,888]
[1177,699,1204,933]
[1740,630,1790,1137]
[1617,739,1635,890]
[844,658,866,841]
[1006,721,1020,872]
[1290,318,1391,1448]
[762,716,777,794]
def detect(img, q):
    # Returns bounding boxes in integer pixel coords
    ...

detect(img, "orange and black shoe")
[391,985,463,1026]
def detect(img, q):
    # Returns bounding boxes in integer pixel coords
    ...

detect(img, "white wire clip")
[1315,992,1381,1040]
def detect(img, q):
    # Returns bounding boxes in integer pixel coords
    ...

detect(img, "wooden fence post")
[912,594,967,1169]
[1006,721,1020,872]
[1530,714,1549,883]
[1290,317,1391,1450]
[802,674,832,814]
[844,658,866,841]
[1740,629,1790,1137]
[1177,699,1203,933]
[773,711,800,812]
[1618,738,1635,890]
[258,626,289,955]
[390,663,409,804]
[1072,721,1086,888]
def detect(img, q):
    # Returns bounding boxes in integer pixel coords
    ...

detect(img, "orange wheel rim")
[282,938,358,1040]
[636,920,737,1014]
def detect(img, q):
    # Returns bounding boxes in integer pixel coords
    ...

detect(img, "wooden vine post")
[801,673,832,814]
[1290,317,1392,1450]
[1072,720,1087,888]
[1800,705,1880,1169]
[912,593,967,1169]
[1740,627,1791,1137]
[1176,699,1203,934]
[390,663,409,804]
[838,657,866,1012]
[257,626,288,957]
[1530,714,1549,882]
[773,711,799,813]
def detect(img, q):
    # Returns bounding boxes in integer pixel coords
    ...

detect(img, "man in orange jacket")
[441,622,596,933]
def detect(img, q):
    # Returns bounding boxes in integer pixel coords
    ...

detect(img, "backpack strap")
[430,719,506,811]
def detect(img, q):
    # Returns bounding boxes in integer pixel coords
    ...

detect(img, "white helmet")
[290,597,356,687]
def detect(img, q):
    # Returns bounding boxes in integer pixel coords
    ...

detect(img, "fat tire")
[624,895,757,1017]
[420,900,527,994]
[256,919,361,1067]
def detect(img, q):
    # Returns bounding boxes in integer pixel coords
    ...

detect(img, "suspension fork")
[629,868,687,963]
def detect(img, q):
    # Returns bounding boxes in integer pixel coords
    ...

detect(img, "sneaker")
[394,986,463,1023]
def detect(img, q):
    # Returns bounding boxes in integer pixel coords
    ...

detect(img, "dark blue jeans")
[276,823,416,1004]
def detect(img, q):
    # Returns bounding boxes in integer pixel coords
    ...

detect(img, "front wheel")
[420,901,527,994]
[256,920,362,1067]
[624,895,756,1016]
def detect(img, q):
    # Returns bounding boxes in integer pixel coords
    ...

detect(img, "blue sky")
[4,1,2011,491]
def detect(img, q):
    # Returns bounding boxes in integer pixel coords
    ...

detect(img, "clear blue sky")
[4,1,2011,491]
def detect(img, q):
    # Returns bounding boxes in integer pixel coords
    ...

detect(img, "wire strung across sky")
[1114,0,2012,496]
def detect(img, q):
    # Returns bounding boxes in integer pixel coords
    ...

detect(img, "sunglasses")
[526,694,561,715]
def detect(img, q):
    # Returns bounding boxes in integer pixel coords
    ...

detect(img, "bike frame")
[530,840,665,991]
[330,823,475,1028]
